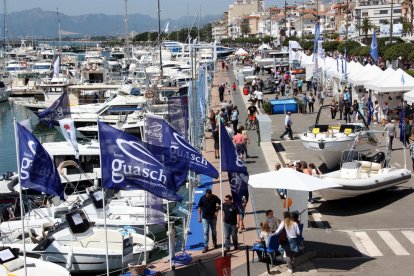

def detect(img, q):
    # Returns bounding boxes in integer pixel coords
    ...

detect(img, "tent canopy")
[366,68,414,92]
[258,44,272,50]
[235,48,249,56]
[404,90,414,104]
[248,168,342,192]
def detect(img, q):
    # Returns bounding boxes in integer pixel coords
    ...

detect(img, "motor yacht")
[318,131,411,200]
[300,105,379,169]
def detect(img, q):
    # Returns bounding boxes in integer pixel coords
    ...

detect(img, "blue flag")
[145,115,189,191]
[228,172,249,211]
[370,31,379,64]
[312,23,320,61]
[168,96,188,139]
[162,118,219,178]
[38,91,70,127]
[399,103,405,143]
[367,96,373,126]
[220,122,247,174]
[98,121,183,202]
[16,123,63,197]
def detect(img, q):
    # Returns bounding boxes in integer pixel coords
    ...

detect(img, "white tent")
[234,48,249,56]
[365,67,414,92]
[404,89,414,104]
[257,43,272,50]
[249,168,342,191]
[353,65,383,86]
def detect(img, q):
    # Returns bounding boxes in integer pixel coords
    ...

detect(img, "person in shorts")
[247,102,258,130]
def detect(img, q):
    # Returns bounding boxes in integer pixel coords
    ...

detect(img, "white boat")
[300,105,379,169]
[1,209,154,274]
[318,132,411,200]
[0,248,70,276]
[0,81,10,102]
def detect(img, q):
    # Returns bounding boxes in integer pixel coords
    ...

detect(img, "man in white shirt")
[254,90,264,108]
[280,112,293,140]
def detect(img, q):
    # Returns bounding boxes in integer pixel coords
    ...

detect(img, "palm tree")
[402,0,414,35]
[356,17,375,43]
[399,16,413,35]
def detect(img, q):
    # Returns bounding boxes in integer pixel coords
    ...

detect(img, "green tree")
[398,16,413,35]
[356,17,375,44]
[240,20,251,37]
[350,46,370,57]
[383,43,414,62]
[337,40,360,54]
[323,41,340,53]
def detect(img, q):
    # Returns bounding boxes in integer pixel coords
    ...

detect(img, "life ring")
[92,64,98,71]
[85,64,91,71]
[20,61,28,67]
[62,56,68,62]
[146,91,155,99]
[58,160,79,175]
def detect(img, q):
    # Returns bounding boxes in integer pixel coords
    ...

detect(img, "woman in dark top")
[213,129,219,159]
[352,100,359,122]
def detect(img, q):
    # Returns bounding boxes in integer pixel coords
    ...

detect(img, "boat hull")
[300,132,378,168]
[319,169,411,200]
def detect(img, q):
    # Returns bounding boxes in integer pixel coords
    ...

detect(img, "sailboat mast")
[57,7,61,52]
[157,0,163,78]
[124,0,130,65]
[3,0,6,50]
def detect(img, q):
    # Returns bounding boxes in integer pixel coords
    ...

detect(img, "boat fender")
[92,64,98,71]
[62,56,68,62]
[85,64,91,70]
[58,160,79,175]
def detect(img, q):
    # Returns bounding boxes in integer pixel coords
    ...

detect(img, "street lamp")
[390,0,394,45]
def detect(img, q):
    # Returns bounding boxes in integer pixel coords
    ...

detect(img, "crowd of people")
[257,210,302,273]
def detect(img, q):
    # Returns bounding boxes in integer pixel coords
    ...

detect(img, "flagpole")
[97,121,110,276]
[13,119,27,276]
[167,200,173,269]
[218,118,225,256]
[403,99,407,170]
[144,191,147,264]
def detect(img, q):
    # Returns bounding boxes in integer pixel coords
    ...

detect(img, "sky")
[6,0,284,19]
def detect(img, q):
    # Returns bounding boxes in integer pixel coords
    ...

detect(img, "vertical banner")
[197,67,206,146]
[228,172,249,211]
[146,193,165,225]
[168,96,188,140]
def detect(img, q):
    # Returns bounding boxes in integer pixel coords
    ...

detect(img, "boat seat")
[344,128,352,135]
[315,133,327,139]
[370,162,382,174]
[361,161,372,173]
[312,128,320,135]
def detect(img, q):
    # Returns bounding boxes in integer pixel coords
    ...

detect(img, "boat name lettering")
[111,159,167,184]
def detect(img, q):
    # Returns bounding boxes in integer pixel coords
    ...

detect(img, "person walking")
[338,95,345,120]
[280,112,294,140]
[255,89,264,108]
[383,119,396,151]
[404,118,412,148]
[273,211,300,273]
[198,189,221,253]
[301,93,308,113]
[352,99,359,122]
[231,106,239,134]
[344,100,351,123]
[233,129,246,159]
[219,84,225,102]
[410,143,414,171]
[222,195,240,252]
[247,102,258,130]
[232,82,237,92]
[308,93,315,114]
[213,128,219,159]
[374,100,380,123]
[330,99,337,119]
[297,78,303,93]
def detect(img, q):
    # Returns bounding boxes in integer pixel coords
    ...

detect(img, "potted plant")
[262,100,272,114]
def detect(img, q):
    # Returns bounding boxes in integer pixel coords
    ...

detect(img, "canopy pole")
[167,200,173,269]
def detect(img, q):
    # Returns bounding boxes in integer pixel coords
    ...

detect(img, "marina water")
[0,101,63,174]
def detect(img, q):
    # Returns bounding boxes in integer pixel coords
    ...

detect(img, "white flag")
[53,56,60,78]
[164,21,169,33]
[59,118,79,159]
